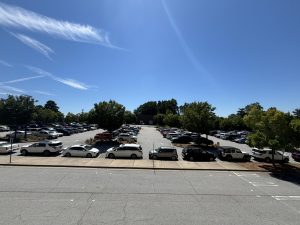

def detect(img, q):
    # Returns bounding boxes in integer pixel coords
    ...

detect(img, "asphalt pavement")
[0,166,299,225]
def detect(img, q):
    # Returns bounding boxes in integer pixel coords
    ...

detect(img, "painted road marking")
[272,196,300,201]
[249,181,278,187]
[235,173,260,177]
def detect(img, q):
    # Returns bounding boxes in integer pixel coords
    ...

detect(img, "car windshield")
[85,145,93,150]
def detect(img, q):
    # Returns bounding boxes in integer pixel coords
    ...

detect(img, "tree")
[0,95,35,139]
[181,102,216,137]
[134,101,157,116]
[89,100,125,131]
[292,108,300,119]
[244,107,292,164]
[44,100,59,112]
[123,111,137,124]
[65,113,78,123]
[154,114,165,126]
[163,113,181,127]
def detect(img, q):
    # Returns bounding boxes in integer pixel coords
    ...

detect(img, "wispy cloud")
[161,0,213,83]
[0,75,44,84]
[0,59,12,67]
[0,85,25,93]
[26,65,89,90]
[0,2,115,48]
[11,33,54,60]
[33,90,55,96]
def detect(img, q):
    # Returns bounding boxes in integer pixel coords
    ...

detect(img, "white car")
[252,148,289,163]
[106,144,143,159]
[21,140,63,156]
[0,141,19,154]
[6,131,32,138]
[219,146,251,161]
[117,133,137,143]
[34,130,58,139]
[62,145,99,158]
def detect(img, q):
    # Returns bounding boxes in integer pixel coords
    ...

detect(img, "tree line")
[1,95,300,150]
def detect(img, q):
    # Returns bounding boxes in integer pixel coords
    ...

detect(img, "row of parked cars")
[4,123,98,140]
[210,130,250,144]
[157,127,214,145]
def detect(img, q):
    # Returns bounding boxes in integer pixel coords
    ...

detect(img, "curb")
[0,163,269,172]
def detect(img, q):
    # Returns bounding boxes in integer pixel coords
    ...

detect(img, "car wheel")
[21,149,28,156]
[171,156,177,161]
[43,150,50,156]
[283,158,289,163]
[209,157,214,161]
[152,155,158,160]
[65,152,71,157]
[86,153,92,158]
[189,156,194,161]
[131,154,137,159]
[108,153,115,159]
[265,157,271,163]
[226,155,233,161]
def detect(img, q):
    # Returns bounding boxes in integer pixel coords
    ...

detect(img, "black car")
[171,135,193,144]
[56,128,71,136]
[194,137,214,145]
[182,147,216,161]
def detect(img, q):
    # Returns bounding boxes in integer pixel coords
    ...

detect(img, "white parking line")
[249,181,278,187]
[235,173,260,177]
[272,196,300,201]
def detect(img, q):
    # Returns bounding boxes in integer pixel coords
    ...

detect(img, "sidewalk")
[0,155,279,171]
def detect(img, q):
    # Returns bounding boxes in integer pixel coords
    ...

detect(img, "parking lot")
[0,126,299,164]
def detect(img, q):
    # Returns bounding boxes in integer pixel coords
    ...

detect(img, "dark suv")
[182,146,216,161]
[149,146,178,160]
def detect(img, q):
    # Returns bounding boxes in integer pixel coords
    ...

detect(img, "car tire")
[209,157,214,161]
[226,155,233,161]
[152,155,158,160]
[86,153,92,158]
[65,152,71,157]
[189,156,194,161]
[108,153,115,159]
[283,158,289,163]
[21,149,28,156]
[171,156,177,161]
[131,154,137,159]
[265,157,271,163]
[43,150,50,156]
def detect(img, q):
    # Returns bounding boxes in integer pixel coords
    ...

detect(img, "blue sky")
[0,0,299,116]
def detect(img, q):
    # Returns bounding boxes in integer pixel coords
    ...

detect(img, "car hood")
[149,150,158,154]
[106,147,115,153]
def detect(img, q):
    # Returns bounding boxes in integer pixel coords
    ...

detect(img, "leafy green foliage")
[89,100,125,131]
[181,102,216,135]
[123,111,137,124]
[163,113,181,127]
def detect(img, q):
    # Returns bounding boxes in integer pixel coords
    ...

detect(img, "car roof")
[159,146,176,149]
[38,140,62,144]
[120,144,141,147]
[220,146,238,149]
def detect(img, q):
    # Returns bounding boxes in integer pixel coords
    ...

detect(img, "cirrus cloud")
[0,1,115,48]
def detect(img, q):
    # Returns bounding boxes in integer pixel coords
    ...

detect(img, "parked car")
[106,144,142,159]
[20,140,63,156]
[252,148,289,163]
[218,146,251,161]
[117,133,137,143]
[291,149,300,162]
[94,131,113,141]
[62,145,99,158]
[233,137,247,144]
[55,128,71,136]
[171,135,193,144]
[6,131,32,138]
[34,130,58,139]
[0,141,19,154]
[0,125,10,132]
[182,146,216,161]
[195,137,214,145]
[149,146,178,160]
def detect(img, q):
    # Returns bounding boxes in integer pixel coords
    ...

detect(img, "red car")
[292,149,300,162]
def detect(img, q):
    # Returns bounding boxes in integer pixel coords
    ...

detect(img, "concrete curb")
[0,163,269,172]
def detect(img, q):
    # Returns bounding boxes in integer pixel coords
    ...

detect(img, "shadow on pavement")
[93,141,119,154]
[260,164,300,186]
